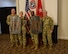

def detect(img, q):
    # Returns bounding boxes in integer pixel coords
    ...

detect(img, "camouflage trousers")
[10,34,22,45]
[30,32,38,46]
[22,27,26,47]
[42,29,53,46]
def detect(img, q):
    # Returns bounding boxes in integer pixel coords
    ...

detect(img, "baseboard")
[58,36,68,40]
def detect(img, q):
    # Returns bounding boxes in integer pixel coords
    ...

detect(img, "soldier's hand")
[50,30,53,33]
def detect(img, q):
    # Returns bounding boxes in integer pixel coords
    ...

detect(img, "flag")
[25,0,31,20]
[36,0,43,18]
[29,0,36,9]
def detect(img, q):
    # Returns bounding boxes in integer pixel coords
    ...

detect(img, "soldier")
[6,8,21,47]
[19,11,27,49]
[42,11,54,49]
[29,11,42,50]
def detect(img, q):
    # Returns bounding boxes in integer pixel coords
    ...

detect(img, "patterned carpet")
[0,34,68,54]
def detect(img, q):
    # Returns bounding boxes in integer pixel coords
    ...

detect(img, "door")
[0,7,16,34]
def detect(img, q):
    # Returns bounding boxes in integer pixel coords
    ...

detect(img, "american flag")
[25,0,31,20]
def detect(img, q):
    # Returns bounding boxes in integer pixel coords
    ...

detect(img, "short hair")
[20,11,23,13]
[31,11,34,15]
[44,10,47,14]
[11,8,15,11]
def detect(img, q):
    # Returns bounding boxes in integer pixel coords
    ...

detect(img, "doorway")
[0,7,16,34]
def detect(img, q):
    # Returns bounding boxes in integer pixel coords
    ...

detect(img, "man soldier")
[29,11,42,50]
[42,11,54,49]
[6,8,22,47]
[19,11,27,49]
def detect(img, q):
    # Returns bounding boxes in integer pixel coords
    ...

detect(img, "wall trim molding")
[58,36,68,40]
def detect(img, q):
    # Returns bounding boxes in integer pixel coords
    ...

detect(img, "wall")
[0,0,16,7]
[16,0,58,25]
[16,0,68,39]
[58,0,68,39]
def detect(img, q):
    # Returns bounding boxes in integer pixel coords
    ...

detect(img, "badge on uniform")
[30,0,36,9]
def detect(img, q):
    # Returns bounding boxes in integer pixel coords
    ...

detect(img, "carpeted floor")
[0,34,67,54]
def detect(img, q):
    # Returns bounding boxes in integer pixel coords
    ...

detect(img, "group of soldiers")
[6,8,54,50]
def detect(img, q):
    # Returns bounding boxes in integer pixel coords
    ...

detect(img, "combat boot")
[31,45,35,49]
[49,45,53,50]
[49,46,52,50]
[16,43,19,47]
[10,43,14,48]
[42,45,46,49]
[19,44,23,47]
[23,44,26,50]
[33,45,38,51]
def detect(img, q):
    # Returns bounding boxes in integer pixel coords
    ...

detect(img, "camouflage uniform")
[42,16,54,48]
[21,17,27,48]
[30,16,42,50]
[6,15,22,47]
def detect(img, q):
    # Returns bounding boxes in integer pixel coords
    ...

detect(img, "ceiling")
[0,0,16,7]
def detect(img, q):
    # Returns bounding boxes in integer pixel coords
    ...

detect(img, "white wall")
[0,0,16,7]
[16,0,58,25]
[43,0,58,25]
[58,0,68,39]
[16,0,68,40]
